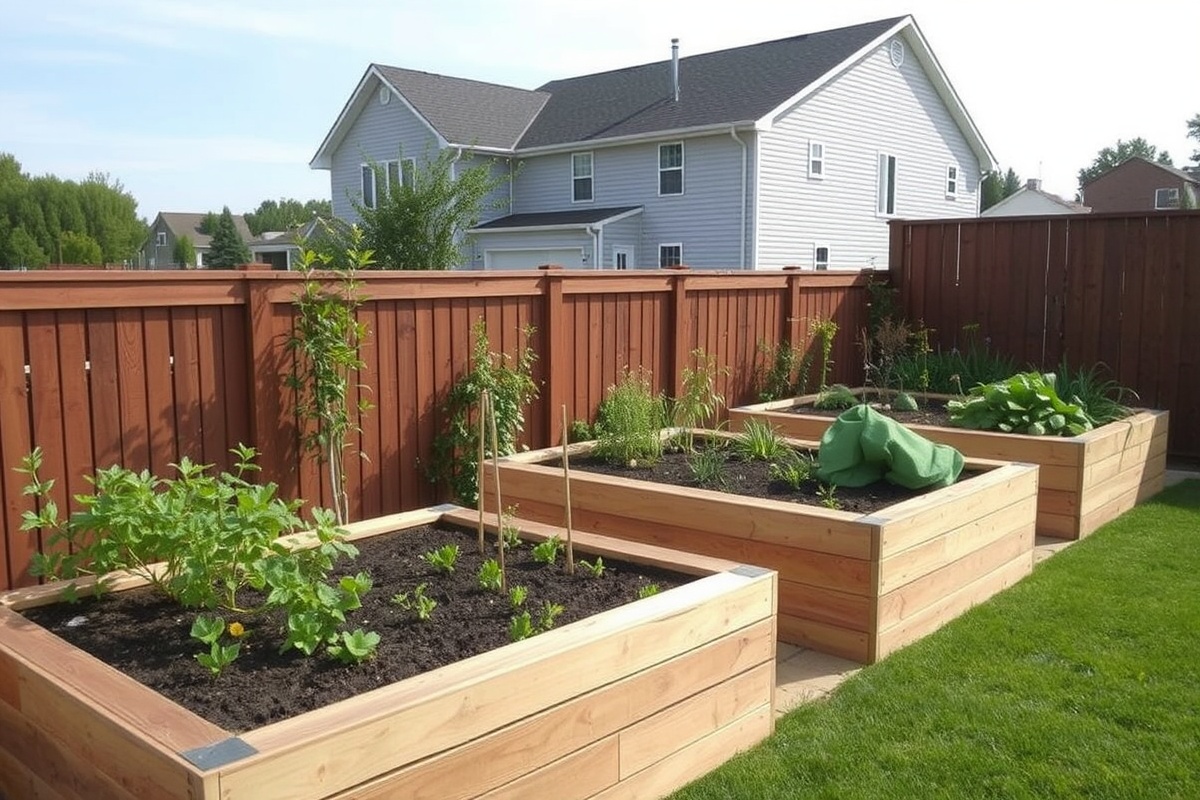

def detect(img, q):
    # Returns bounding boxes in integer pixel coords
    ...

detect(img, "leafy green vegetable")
[946,372,1095,436]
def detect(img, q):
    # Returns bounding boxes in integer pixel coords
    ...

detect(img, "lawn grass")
[672,479,1200,799]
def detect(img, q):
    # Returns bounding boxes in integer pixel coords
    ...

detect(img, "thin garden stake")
[477,390,487,554]
[561,404,575,575]
[488,390,507,593]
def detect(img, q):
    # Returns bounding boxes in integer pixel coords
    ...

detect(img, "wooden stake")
[477,390,487,555]
[489,390,507,593]
[561,404,575,575]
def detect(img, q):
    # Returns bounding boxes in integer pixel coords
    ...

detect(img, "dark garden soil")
[22,524,688,733]
[792,397,956,427]
[569,448,947,514]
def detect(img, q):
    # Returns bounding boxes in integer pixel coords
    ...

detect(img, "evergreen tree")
[173,234,197,268]
[981,168,1023,211]
[205,207,251,268]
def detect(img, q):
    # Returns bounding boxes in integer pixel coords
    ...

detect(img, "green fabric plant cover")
[816,405,964,489]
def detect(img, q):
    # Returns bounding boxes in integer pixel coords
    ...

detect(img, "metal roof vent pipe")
[671,38,680,102]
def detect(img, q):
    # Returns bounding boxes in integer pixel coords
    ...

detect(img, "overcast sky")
[2,0,1196,220]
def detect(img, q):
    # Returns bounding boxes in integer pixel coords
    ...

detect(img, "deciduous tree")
[173,234,197,268]
[245,198,331,236]
[1077,138,1172,191]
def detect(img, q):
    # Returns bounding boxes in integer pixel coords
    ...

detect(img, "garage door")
[485,248,585,269]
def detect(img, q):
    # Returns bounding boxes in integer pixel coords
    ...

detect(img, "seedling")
[421,543,460,573]
[191,614,241,676]
[532,535,564,566]
[327,629,380,664]
[508,611,535,642]
[578,557,605,578]
[769,450,814,490]
[687,446,727,489]
[391,583,437,621]
[537,601,564,631]
[637,583,661,599]
[508,585,528,609]
[478,558,503,592]
[732,418,789,461]
[817,483,842,510]
[500,506,522,550]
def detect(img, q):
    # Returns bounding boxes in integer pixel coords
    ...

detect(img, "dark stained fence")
[0,267,872,591]
[891,211,1200,457]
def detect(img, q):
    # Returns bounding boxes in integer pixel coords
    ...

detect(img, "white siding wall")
[512,134,749,269]
[980,190,1077,217]
[757,35,981,270]
[329,77,441,223]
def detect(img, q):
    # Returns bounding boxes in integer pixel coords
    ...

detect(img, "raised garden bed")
[0,505,776,800]
[729,389,1169,540]
[483,437,1038,664]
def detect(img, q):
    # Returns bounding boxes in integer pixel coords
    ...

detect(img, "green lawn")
[672,479,1200,800]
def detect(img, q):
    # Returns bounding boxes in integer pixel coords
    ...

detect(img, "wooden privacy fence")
[0,267,871,590]
[890,210,1200,457]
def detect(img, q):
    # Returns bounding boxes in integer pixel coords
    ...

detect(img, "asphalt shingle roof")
[374,65,549,150]
[472,206,642,229]
[159,212,252,248]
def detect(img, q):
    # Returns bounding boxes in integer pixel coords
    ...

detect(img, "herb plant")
[947,372,1095,436]
[392,583,437,620]
[578,557,605,578]
[637,584,661,599]
[813,384,859,410]
[532,536,564,566]
[817,483,842,510]
[1053,359,1135,425]
[191,614,241,677]
[508,585,528,608]
[593,367,668,466]
[500,506,522,549]
[568,419,593,443]
[508,601,564,642]
[327,629,380,664]
[688,445,728,489]
[478,558,503,591]
[672,348,729,451]
[422,544,460,573]
[811,318,839,391]
[732,418,790,461]
[768,450,814,490]
[428,319,538,505]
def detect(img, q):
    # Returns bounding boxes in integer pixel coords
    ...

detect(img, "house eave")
[468,206,644,234]
[512,122,758,157]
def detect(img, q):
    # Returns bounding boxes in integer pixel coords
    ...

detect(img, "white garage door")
[485,248,585,269]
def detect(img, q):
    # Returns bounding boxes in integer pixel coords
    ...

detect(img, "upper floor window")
[402,158,416,189]
[814,244,830,270]
[361,164,377,209]
[364,158,415,207]
[1155,187,1180,210]
[659,243,683,267]
[572,152,593,202]
[659,142,684,195]
[809,142,825,179]
[877,153,897,216]
[155,231,167,246]
[945,165,958,199]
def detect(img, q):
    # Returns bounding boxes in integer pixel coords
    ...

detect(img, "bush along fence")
[0,266,871,591]
[889,210,1200,457]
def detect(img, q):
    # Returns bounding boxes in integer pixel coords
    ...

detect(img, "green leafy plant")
[578,557,605,578]
[327,629,380,664]
[508,585,528,608]
[947,372,1095,436]
[811,318,839,391]
[637,583,661,599]
[813,384,859,410]
[478,558,503,591]
[16,445,373,672]
[688,445,728,489]
[672,348,729,451]
[500,506,522,550]
[768,449,814,490]
[593,367,668,466]
[893,391,918,411]
[191,614,241,677]
[508,611,535,642]
[568,419,593,443]
[754,339,804,402]
[871,317,912,395]
[817,483,842,510]
[893,323,1017,395]
[531,536,563,566]
[391,583,437,621]
[1053,359,1136,425]
[732,418,790,461]
[285,229,373,525]
[421,544,460,573]
[428,319,538,505]
[537,600,564,631]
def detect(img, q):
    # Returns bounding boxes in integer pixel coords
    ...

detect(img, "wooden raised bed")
[729,390,1169,539]
[483,440,1038,664]
[0,505,776,800]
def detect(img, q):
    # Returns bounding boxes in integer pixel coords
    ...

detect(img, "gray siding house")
[142,212,253,269]
[311,16,994,270]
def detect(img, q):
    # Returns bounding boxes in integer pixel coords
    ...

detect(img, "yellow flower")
[228,621,245,638]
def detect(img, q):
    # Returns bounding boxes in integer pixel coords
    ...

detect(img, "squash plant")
[947,372,1095,436]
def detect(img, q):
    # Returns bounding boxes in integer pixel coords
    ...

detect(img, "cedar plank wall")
[0,268,870,591]
[890,210,1200,458]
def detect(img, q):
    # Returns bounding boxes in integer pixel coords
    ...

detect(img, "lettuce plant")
[947,372,1095,436]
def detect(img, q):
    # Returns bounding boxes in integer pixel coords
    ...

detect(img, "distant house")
[310,15,994,270]
[981,179,1090,217]
[247,217,327,270]
[1080,156,1199,213]
[142,212,253,269]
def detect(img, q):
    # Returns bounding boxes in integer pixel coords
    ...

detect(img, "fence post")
[782,266,803,349]
[539,265,565,446]
[244,273,299,500]
[667,267,691,397]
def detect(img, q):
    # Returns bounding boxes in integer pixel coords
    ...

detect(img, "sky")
[2,0,1197,221]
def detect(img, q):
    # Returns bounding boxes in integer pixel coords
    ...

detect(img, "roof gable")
[155,212,252,249]
[1082,155,1200,189]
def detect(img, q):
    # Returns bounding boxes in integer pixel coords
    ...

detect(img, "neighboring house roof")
[981,179,1089,217]
[1081,155,1200,189]
[470,206,642,233]
[153,212,253,249]
[246,217,326,250]
[311,15,995,172]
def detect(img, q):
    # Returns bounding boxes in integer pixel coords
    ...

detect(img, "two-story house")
[310,15,994,270]
[1080,156,1200,213]
[142,212,254,269]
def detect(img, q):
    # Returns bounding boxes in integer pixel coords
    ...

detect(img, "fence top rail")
[891,209,1200,228]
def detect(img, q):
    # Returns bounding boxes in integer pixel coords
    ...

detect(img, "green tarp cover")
[816,405,964,489]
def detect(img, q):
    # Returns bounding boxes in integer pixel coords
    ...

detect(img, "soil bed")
[568,450,946,514]
[22,523,687,733]
[793,398,955,427]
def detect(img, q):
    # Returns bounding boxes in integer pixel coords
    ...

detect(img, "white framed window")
[386,161,401,195]
[877,153,897,216]
[155,231,167,246]
[1155,187,1180,210]
[814,244,830,270]
[659,142,684,195]
[659,243,683,267]
[572,152,593,202]
[945,165,958,199]
[402,157,416,189]
[361,164,377,209]
[809,141,825,179]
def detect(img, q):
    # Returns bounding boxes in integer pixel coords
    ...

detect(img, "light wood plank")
[778,579,871,632]
[776,613,869,662]
[474,737,620,800]
[0,743,70,800]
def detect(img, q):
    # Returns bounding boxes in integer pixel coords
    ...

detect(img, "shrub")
[593,367,668,465]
